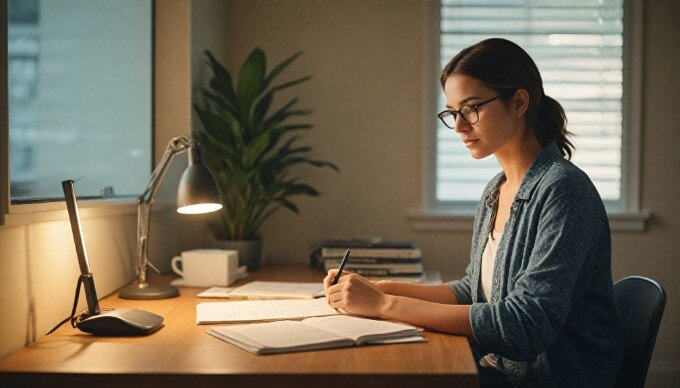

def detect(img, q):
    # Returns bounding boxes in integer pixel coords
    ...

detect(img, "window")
[6,0,152,204]
[434,0,631,212]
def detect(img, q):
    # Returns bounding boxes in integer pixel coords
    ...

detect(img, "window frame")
[411,0,649,232]
[0,0,156,226]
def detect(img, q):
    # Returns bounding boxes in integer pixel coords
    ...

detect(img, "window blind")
[437,0,624,202]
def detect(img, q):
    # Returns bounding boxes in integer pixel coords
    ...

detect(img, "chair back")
[614,276,666,388]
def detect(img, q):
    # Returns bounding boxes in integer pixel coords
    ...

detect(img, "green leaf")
[230,172,249,192]
[205,50,239,113]
[277,197,299,214]
[200,143,240,173]
[252,93,273,130]
[274,137,312,158]
[193,104,245,151]
[278,156,339,172]
[263,98,298,127]
[244,131,271,168]
[269,75,312,94]
[279,135,302,152]
[261,101,313,134]
[274,123,314,132]
[262,51,302,91]
[283,183,319,196]
[267,125,313,147]
[201,88,237,118]
[307,159,340,171]
[236,47,266,115]
[287,146,312,155]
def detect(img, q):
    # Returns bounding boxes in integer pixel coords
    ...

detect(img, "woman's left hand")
[325,272,391,318]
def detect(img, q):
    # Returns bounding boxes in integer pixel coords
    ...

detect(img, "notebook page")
[196,298,338,324]
[227,281,324,299]
[197,287,234,298]
[366,335,428,345]
[209,320,353,354]
[301,315,419,343]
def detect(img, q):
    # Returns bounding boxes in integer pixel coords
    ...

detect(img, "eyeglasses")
[437,95,503,130]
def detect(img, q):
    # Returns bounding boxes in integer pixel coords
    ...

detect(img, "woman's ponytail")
[535,94,574,159]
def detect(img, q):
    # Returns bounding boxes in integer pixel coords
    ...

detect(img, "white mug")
[171,249,239,287]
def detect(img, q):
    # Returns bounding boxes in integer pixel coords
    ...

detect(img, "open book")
[206,315,426,355]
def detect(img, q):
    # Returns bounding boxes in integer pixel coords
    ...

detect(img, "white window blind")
[437,0,624,203]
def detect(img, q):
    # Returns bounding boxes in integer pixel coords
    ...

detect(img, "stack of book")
[314,239,425,283]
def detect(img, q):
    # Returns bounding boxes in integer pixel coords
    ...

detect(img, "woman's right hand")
[323,269,350,302]
[324,271,391,318]
[324,270,389,298]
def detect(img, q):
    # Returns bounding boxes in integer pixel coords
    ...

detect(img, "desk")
[0,265,478,388]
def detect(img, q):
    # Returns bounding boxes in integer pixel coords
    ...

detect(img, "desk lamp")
[119,135,222,300]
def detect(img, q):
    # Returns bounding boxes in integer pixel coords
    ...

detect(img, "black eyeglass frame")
[437,95,503,130]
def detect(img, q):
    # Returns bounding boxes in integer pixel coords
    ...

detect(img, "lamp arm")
[135,135,195,284]
[138,136,194,202]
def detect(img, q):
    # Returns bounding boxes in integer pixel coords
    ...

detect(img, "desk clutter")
[194,237,435,354]
[198,280,427,354]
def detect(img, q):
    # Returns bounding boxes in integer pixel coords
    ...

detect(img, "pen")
[331,249,351,286]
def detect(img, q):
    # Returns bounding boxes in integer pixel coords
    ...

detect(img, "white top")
[481,229,503,302]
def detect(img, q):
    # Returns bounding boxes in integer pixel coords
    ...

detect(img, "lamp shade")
[176,147,222,214]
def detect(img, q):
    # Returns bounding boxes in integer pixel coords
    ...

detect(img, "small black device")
[61,180,164,336]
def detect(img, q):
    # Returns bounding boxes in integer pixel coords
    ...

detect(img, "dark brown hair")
[440,38,574,159]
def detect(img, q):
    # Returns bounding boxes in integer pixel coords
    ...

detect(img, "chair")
[613,276,666,388]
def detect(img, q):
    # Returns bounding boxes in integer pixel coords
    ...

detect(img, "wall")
[215,0,680,385]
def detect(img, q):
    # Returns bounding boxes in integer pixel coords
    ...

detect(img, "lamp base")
[119,283,179,300]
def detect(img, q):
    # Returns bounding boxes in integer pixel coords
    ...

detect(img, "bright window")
[436,0,625,208]
[7,0,152,203]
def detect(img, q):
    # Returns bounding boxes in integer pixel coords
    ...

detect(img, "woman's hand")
[323,269,348,296]
[323,270,387,294]
[323,270,391,318]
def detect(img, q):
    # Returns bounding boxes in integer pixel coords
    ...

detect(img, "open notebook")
[206,315,426,355]
[196,298,339,324]
[197,281,325,300]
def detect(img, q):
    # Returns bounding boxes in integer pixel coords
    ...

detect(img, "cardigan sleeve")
[468,188,602,361]
[444,187,491,306]
[445,261,474,305]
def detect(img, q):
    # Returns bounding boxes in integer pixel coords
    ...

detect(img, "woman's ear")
[513,89,530,118]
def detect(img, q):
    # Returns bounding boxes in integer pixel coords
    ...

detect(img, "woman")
[323,38,623,387]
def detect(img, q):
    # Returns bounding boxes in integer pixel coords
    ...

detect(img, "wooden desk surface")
[0,265,477,388]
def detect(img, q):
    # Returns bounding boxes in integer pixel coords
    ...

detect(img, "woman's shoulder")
[532,157,611,240]
[536,157,605,206]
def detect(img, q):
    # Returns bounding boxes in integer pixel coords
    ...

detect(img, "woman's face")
[443,73,523,160]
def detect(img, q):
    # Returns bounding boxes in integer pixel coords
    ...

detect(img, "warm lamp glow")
[177,203,223,214]
[119,135,223,300]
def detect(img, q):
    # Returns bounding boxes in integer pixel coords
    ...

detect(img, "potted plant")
[193,48,338,271]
